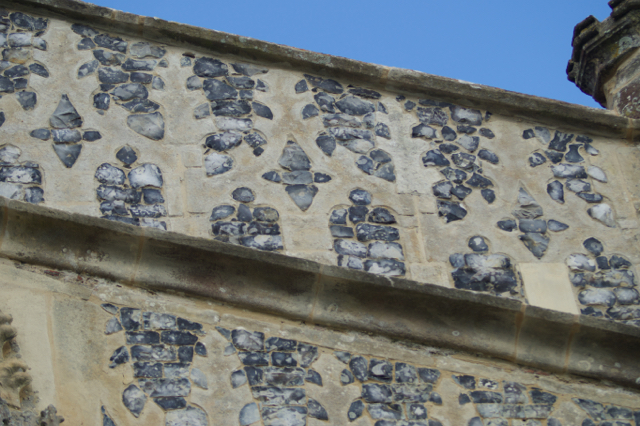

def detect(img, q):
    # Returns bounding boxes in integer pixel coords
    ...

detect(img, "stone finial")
[568,0,640,117]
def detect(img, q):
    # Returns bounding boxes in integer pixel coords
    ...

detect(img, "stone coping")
[5,0,640,140]
[0,198,639,390]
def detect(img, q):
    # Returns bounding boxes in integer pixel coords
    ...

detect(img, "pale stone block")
[409,262,450,287]
[520,263,579,314]
[165,182,185,217]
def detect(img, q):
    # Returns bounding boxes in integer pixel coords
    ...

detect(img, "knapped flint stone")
[362,383,393,403]
[336,95,375,116]
[126,331,160,345]
[180,56,192,67]
[98,67,129,84]
[452,374,477,390]
[348,400,365,421]
[127,113,165,141]
[607,306,640,320]
[348,355,368,382]
[165,406,208,426]
[530,389,557,405]
[349,87,381,99]
[190,368,208,389]
[0,145,20,164]
[367,241,404,261]
[519,219,547,234]
[412,123,437,139]
[239,402,259,426]
[264,366,304,386]
[14,78,27,90]
[548,220,569,232]
[71,23,98,37]
[588,204,616,228]
[28,63,48,78]
[546,180,564,204]
[375,122,391,139]
[282,170,313,184]
[212,221,245,237]
[52,128,82,143]
[519,233,550,259]
[4,64,28,78]
[294,79,308,93]
[417,368,440,384]
[513,188,543,219]
[109,346,129,367]
[440,167,467,184]
[615,288,640,305]
[349,206,368,223]
[468,417,483,426]
[314,133,336,156]
[279,140,311,171]
[529,152,547,167]
[356,156,375,175]
[0,166,41,184]
[437,200,467,223]
[322,113,361,128]
[367,403,403,420]
[130,72,154,84]
[261,406,307,426]
[232,369,248,388]
[186,75,203,91]
[422,150,450,167]
[93,92,111,110]
[103,318,122,336]
[313,172,331,183]
[93,49,124,66]
[211,100,251,117]
[576,192,603,203]
[16,91,36,110]
[205,131,242,152]
[610,255,632,270]
[552,164,587,179]
[284,184,317,211]
[83,131,102,141]
[466,173,492,188]
[545,150,564,164]
[251,386,306,406]
[0,182,22,200]
[416,106,448,126]
[478,149,499,164]
[97,185,141,203]
[95,163,125,185]
[153,397,187,411]
[457,135,480,152]
[113,146,137,166]
[329,209,348,226]
[112,83,148,102]
[53,143,82,168]
[202,79,237,101]
[228,63,266,77]
[470,391,504,404]
[340,138,375,155]
[565,144,584,163]
[100,199,128,216]
[329,225,353,238]
[28,129,50,142]
[365,259,405,276]
[450,105,482,125]
[312,92,336,114]
[232,329,264,351]
[596,256,610,270]
[368,359,393,383]
[296,342,318,368]
[587,165,607,182]
[579,288,616,306]
[404,100,416,111]
[468,236,488,252]
[129,163,163,188]
[548,131,574,152]
[194,57,228,77]
[121,58,157,72]
[567,254,597,272]
[480,188,495,204]
[452,152,476,170]
[304,73,343,93]
[301,103,319,119]
[122,384,146,417]
[129,42,165,59]
[0,76,13,94]
[341,368,355,385]
[457,125,476,134]
[77,38,95,50]
[440,126,457,142]
[356,223,400,242]
[566,179,590,193]
[329,126,373,141]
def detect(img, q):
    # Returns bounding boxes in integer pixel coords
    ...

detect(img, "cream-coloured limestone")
[520,263,580,314]
[409,262,451,287]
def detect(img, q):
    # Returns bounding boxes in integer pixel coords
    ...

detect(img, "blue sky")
[87,0,612,109]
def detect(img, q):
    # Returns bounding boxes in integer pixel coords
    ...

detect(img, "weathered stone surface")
[458,135,480,152]
[519,233,550,259]
[336,95,375,116]
[588,204,616,228]
[165,406,208,426]
[451,105,482,125]
[412,124,437,139]
[437,200,467,222]
[285,184,317,211]
[53,143,82,168]
[122,384,146,417]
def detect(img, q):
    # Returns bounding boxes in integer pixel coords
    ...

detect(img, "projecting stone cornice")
[5,0,640,140]
[0,197,639,390]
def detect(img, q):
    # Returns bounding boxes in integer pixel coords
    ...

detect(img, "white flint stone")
[0,145,21,163]
[0,182,22,200]
[566,254,596,272]
[367,241,404,261]
[129,163,163,188]
[204,153,233,176]
[215,117,253,132]
[588,203,616,228]
[165,406,208,426]
[190,368,208,389]
[587,166,607,183]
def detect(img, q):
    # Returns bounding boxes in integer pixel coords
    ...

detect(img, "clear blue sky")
[86,0,612,109]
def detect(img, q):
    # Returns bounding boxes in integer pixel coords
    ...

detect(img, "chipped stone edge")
[0,198,639,390]
[3,0,639,140]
